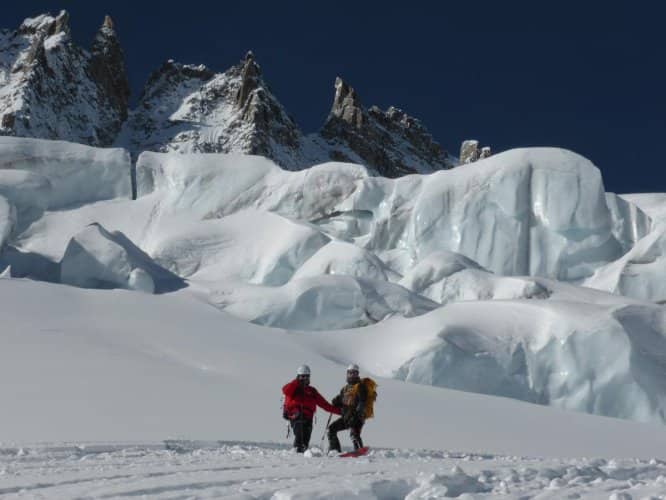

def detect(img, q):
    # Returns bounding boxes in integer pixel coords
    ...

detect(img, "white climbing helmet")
[347,363,359,373]
[296,364,311,376]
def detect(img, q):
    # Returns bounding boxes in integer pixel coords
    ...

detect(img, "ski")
[339,446,369,457]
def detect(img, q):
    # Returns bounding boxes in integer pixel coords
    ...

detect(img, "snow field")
[4,278,666,462]
[3,442,666,499]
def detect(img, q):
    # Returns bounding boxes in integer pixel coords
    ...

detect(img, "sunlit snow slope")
[4,278,666,461]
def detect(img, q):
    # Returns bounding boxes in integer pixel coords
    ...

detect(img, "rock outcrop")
[88,15,130,145]
[460,140,492,164]
[318,77,454,176]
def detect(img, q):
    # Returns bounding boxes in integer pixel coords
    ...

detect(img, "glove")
[332,395,342,408]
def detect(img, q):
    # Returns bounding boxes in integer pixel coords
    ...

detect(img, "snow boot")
[351,431,363,451]
[328,434,342,453]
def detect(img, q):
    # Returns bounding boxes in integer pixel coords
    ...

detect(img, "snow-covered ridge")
[120,53,312,170]
[121,51,455,177]
[0,12,456,177]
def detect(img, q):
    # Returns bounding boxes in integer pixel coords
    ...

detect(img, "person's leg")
[291,419,307,452]
[302,419,313,450]
[290,419,300,450]
[350,421,364,450]
[327,417,348,452]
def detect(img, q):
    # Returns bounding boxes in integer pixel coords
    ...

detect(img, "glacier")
[136,147,649,281]
[0,136,131,210]
[2,136,666,426]
[60,223,184,293]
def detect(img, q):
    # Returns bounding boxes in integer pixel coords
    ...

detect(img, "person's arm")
[314,389,341,415]
[331,393,342,408]
[282,379,299,397]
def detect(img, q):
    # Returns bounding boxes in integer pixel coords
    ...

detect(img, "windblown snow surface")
[3,138,666,498]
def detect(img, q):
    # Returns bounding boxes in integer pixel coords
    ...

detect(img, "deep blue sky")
[4,1,665,193]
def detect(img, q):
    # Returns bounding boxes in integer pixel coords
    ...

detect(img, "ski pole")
[320,412,332,449]
[286,422,291,439]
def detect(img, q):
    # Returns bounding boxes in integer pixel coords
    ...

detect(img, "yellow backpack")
[359,378,378,419]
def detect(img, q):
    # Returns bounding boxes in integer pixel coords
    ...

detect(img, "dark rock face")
[320,78,453,176]
[0,11,130,147]
[235,51,260,109]
[89,15,131,145]
[231,52,302,158]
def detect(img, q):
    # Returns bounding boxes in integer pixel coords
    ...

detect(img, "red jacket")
[282,379,340,420]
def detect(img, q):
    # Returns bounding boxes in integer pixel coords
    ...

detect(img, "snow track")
[2,441,666,499]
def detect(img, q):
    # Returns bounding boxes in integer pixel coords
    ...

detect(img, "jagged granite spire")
[235,51,260,109]
[329,77,364,128]
[320,77,453,176]
[0,11,130,146]
[89,14,131,145]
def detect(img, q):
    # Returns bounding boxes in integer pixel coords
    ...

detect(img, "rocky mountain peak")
[321,77,453,176]
[124,51,305,166]
[10,11,72,74]
[17,10,69,38]
[89,14,130,144]
[102,15,114,31]
[330,77,364,128]
[94,15,119,49]
[54,10,70,36]
[1,12,463,177]
[235,51,261,109]
[0,11,130,146]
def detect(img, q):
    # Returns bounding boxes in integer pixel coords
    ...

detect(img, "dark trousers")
[290,418,313,452]
[328,416,363,452]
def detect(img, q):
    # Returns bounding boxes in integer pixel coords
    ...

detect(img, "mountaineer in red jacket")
[282,365,340,452]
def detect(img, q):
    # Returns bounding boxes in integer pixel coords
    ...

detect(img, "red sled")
[339,446,369,457]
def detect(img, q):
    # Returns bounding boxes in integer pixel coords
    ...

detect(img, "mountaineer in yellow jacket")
[328,364,368,452]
